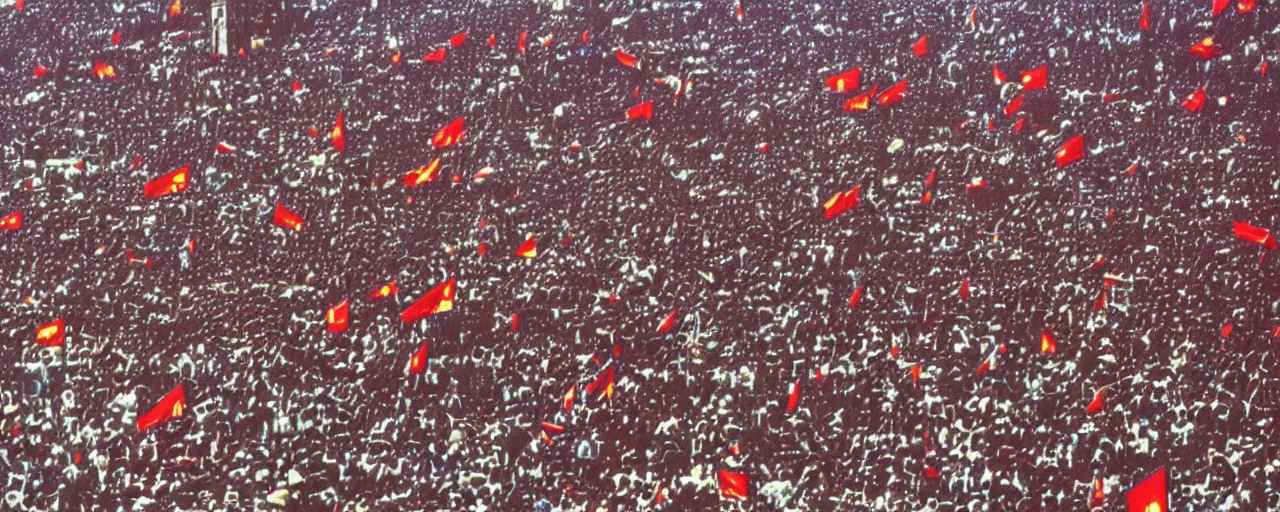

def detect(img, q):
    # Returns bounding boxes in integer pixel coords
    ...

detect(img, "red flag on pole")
[515,233,538,258]
[35,319,65,347]
[657,310,677,333]
[1040,331,1058,353]
[823,185,861,219]
[625,101,654,121]
[400,279,456,323]
[1020,65,1048,90]
[616,50,639,68]
[825,67,861,92]
[369,281,398,299]
[786,380,800,414]
[1086,388,1106,415]
[1181,87,1206,112]
[718,470,749,499]
[877,80,908,106]
[432,117,466,149]
[423,47,447,62]
[1232,222,1277,249]
[1,211,22,231]
[1126,468,1168,512]
[410,341,429,374]
[404,158,442,187]
[273,203,303,231]
[327,299,349,333]
[842,85,878,111]
[912,35,928,56]
[1056,135,1085,167]
[137,385,186,432]
[143,166,190,199]
[330,111,346,152]
[849,285,865,309]
[450,31,468,47]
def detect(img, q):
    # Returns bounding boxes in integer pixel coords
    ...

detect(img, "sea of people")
[2,0,1279,510]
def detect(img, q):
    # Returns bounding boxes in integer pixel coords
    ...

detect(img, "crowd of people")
[2,0,1279,510]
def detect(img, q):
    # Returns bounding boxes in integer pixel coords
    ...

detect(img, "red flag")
[33,64,49,79]
[1181,87,1206,112]
[1213,0,1229,15]
[625,101,654,121]
[143,166,190,199]
[168,0,182,18]
[423,47,446,63]
[113,32,122,45]
[1086,388,1106,415]
[35,319,65,347]
[1056,135,1085,167]
[93,60,116,80]
[1,211,22,231]
[327,299,349,333]
[877,80,908,106]
[15,0,23,10]
[487,34,496,47]
[924,169,937,186]
[825,67,861,92]
[616,50,638,68]
[1232,221,1277,249]
[1095,290,1108,312]
[137,385,186,432]
[369,281,398,299]
[540,422,565,435]
[1189,37,1222,59]
[410,341,429,374]
[581,30,590,43]
[273,203,303,231]
[993,64,1007,85]
[330,111,346,152]
[450,31,468,47]
[1238,0,1256,12]
[976,359,991,376]
[1020,65,1048,91]
[1041,331,1057,353]
[823,185,861,220]
[216,142,237,154]
[563,384,576,411]
[923,465,941,479]
[959,279,970,298]
[585,367,615,397]
[786,380,800,414]
[657,310,677,333]
[518,31,527,54]
[718,470,749,499]
[1126,468,1168,512]
[1013,118,1025,132]
[432,117,466,149]
[1140,0,1151,30]
[842,85,878,111]
[1004,95,1024,117]
[403,157,442,187]
[1221,323,1233,337]
[516,233,537,258]
[912,35,928,56]
[400,279,456,323]
[849,285,864,309]
[292,80,303,94]
[1091,478,1107,508]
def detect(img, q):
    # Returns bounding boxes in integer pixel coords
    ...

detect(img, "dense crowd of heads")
[2,0,1279,510]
